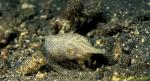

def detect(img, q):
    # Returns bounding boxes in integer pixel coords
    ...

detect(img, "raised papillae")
[44,33,105,70]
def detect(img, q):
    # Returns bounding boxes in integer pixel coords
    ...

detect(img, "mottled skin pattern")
[50,0,83,34]
[44,33,105,70]
[61,0,83,21]
[0,28,6,44]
